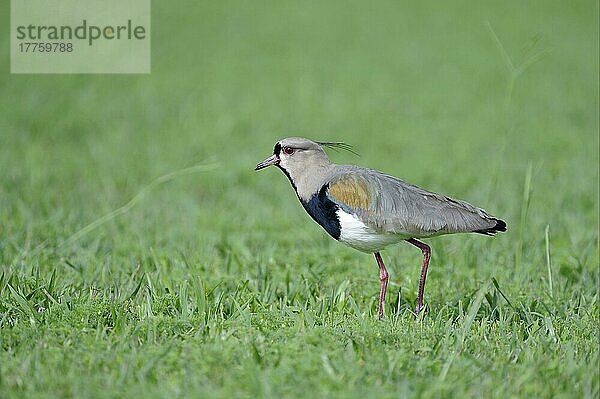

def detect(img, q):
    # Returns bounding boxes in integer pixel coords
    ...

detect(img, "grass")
[1,0,598,397]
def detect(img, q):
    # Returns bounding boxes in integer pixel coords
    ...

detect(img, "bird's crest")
[317,141,360,156]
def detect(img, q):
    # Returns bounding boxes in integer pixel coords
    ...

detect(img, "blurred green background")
[1,1,598,398]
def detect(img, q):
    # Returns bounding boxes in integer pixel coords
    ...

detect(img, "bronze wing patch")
[327,176,371,210]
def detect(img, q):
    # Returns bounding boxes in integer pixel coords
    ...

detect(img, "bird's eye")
[282,146,295,155]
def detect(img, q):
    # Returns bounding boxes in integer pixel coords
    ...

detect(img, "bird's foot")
[413,303,427,319]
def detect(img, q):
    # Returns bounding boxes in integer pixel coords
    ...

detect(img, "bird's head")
[255,137,331,176]
[255,137,357,198]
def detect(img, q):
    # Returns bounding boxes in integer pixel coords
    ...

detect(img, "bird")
[255,137,506,320]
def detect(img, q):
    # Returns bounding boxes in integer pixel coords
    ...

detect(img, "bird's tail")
[474,218,507,236]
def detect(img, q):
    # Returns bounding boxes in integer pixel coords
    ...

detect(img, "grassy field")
[1,1,598,397]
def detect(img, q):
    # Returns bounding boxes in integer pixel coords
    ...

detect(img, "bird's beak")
[254,154,279,171]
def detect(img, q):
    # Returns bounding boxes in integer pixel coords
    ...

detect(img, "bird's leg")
[373,252,389,320]
[406,238,431,315]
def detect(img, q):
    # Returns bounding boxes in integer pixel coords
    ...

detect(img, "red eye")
[282,146,295,155]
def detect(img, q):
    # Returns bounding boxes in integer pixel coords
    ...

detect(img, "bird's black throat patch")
[300,184,341,240]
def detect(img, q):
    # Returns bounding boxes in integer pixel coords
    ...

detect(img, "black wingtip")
[475,218,507,236]
[494,219,507,232]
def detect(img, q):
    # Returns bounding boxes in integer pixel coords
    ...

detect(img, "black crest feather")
[317,141,359,156]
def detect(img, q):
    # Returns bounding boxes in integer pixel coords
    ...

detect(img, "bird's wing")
[326,168,503,237]
[327,174,373,211]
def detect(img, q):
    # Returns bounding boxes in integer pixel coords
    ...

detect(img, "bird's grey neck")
[280,163,335,201]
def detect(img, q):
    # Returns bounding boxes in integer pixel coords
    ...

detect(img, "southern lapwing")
[255,137,506,320]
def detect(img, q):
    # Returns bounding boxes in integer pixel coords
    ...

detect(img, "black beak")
[255,154,279,171]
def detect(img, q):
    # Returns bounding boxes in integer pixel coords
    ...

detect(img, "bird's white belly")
[337,210,405,253]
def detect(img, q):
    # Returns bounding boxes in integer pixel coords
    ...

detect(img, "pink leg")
[373,252,389,320]
[406,238,431,315]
